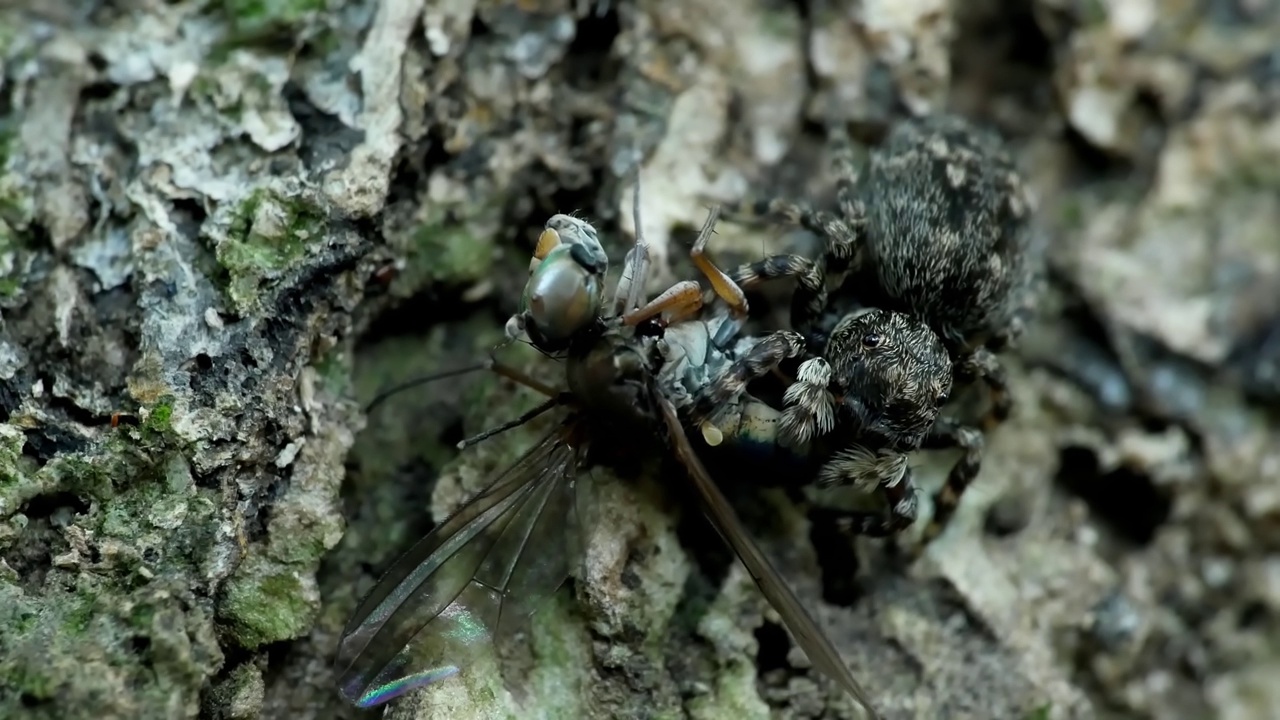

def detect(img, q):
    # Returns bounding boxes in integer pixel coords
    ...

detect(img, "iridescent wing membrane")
[335,420,584,708]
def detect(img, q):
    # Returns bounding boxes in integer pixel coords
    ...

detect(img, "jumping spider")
[716,113,1040,536]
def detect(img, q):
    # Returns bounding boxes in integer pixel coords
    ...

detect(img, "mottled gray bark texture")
[1,1,1279,719]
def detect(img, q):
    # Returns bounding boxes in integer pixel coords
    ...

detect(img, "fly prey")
[335,183,880,719]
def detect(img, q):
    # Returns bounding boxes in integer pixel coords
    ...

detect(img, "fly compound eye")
[522,245,601,344]
[534,227,560,260]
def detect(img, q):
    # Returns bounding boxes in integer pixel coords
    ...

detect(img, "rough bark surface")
[1,1,1279,719]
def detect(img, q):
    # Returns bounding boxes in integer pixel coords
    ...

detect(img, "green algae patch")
[524,592,592,720]
[138,396,178,447]
[408,221,494,286]
[219,555,318,649]
[215,189,328,314]
[226,0,327,35]
[0,574,223,718]
[393,198,502,297]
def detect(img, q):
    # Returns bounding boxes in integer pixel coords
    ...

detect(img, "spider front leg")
[919,416,984,542]
[690,329,807,445]
[956,346,1011,431]
[810,450,920,538]
[777,357,836,447]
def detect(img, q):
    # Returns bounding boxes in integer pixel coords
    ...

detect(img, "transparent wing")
[655,395,881,720]
[336,422,581,708]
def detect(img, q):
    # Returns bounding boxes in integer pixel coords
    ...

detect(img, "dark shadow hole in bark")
[21,491,91,520]
[566,5,620,62]
[669,474,735,640]
[808,509,864,607]
[753,619,791,674]
[1054,445,1172,546]
[284,81,366,171]
[23,424,89,464]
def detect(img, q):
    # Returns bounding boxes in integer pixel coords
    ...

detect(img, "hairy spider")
[716,113,1040,536]
[686,303,966,538]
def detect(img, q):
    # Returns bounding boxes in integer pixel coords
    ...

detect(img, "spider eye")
[861,332,881,348]
[936,392,949,405]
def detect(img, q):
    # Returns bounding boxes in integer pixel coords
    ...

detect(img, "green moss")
[216,189,327,313]
[141,398,175,445]
[42,454,123,502]
[0,276,20,298]
[9,665,57,702]
[313,349,349,398]
[758,8,799,38]
[0,573,222,717]
[526,593,591,720]
[1080,0,1107,25]
[97,484,160,538]
[402,220,494,289]
[0,13,17,57]
[1027,704,1052,720]
[0,116,12,169]
[1057,196,1084,230]
[225,0,326,34]
[0,117,31,232]
[129,604,156,632]
[61,593,97,636]
[219,557,316,648]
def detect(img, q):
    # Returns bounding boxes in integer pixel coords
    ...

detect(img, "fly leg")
[687,206,748,318]
[487,358,560,399]
[622,281,704,327]
[455,357,575,449]
[682,204,755,348]
[615,173,651,315]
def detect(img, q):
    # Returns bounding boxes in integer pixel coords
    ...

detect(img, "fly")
[336,177,880,720]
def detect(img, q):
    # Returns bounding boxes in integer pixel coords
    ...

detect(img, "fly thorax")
[519,243,606,352]
[566,334,653,430]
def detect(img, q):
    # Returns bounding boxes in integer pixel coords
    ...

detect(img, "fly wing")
[655,395,881,720]
[336,421,581,708]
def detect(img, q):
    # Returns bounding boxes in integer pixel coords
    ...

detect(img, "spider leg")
[811,453,919,538]
[703,123,871,336]
[729,254,829,337]
[691,329,807,445]
[718,195,851,245]
[778,357,836,448]
[919,416,984,542]
[826,123,866,271]
[956,347,1011,431]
